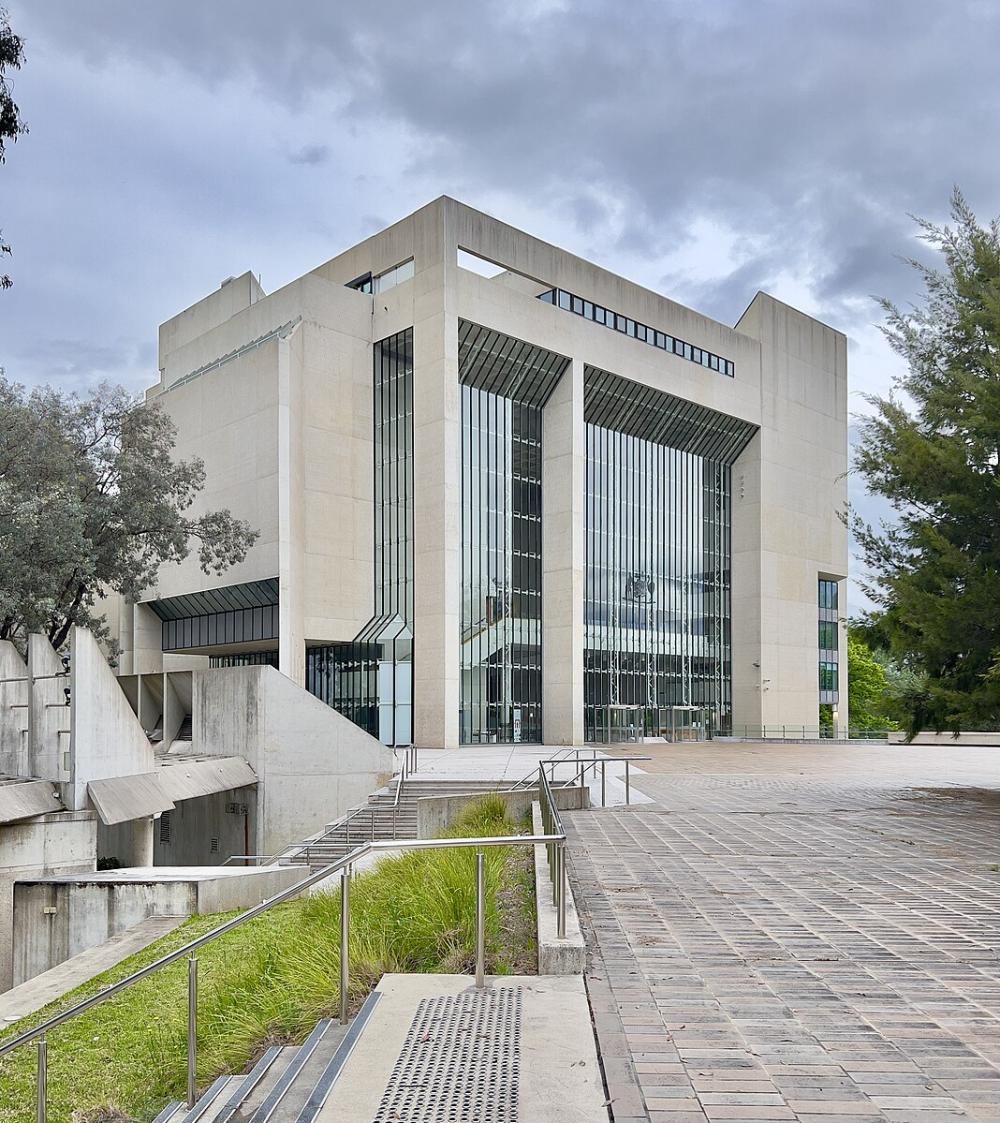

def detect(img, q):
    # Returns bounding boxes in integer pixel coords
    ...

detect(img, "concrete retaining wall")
[415,785,590,839]
[531,802,585,975]
[11,864,302,985]
[888,731,1000,747]
[0,810,96,991]
[194,666,393,856]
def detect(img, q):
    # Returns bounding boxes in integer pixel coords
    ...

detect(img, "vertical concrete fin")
[68,627,156,811]
[542,358,586,746]
[27,634,70,783]
[0,640,30,776]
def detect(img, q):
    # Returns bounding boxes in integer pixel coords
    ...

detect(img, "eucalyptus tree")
[0,376,258,653]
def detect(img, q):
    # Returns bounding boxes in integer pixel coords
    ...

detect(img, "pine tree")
[854,189,1000,733]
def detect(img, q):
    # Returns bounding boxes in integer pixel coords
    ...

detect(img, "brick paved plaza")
[567,743,1000,1122]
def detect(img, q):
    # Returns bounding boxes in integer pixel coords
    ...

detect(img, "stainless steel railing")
[223,745,422,867]
[509,751,651,807]
[0,826,565,1120]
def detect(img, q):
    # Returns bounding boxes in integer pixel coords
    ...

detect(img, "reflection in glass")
[584,423,733,741]
[460,385,543,744]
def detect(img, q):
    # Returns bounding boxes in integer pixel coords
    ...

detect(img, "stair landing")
[315,974,606,1123]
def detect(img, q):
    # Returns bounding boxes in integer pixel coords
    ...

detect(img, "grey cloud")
[3,0,999,398]
[289,144,330,166]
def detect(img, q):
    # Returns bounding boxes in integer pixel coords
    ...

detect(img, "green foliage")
[853,189,1000,734]
[847,635,892,730]
[0,797,535,1123]
[0,6,27,289]
[0,377,258,652]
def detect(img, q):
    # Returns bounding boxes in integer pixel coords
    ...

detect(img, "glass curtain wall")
[582,367,757,742]
[460,386,543,743]
[584,426,732,740]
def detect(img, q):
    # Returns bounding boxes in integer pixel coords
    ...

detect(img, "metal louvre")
[373,987,521,1122]
[584,365,757,464]
[146,579,279,622]
[459,320,569,408]
[354,612,412,644]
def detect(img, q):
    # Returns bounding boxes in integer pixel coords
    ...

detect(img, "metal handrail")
[532,753,651,807]
[227,748,421,866]
[1,829,566,1119]
[536,768,568,939]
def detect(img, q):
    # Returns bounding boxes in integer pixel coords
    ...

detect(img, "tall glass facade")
[458,321,569,744]
[306,329,414,745]
[583,367,757,741]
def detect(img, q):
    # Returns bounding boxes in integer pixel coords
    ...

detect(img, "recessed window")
[535,288,735,377]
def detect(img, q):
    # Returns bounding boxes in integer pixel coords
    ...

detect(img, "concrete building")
[110,196,848,749]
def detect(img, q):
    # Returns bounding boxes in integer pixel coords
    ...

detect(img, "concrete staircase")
[153,996,377,1123]
[152,975,606,1123]
[285,778,511,869]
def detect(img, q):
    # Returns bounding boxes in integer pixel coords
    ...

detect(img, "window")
[817,578,840,705]
[346,258,414,296]
[536,288,735,377]
[819,661,839,692]
[818,620,838,650]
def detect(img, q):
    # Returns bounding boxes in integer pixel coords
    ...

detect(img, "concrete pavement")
[568,742,1000,1122]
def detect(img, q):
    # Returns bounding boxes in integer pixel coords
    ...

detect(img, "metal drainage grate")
[373,987,522,1122]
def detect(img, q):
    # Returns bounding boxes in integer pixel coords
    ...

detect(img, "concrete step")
[172,997,380,1123]
[316,974,607,1122]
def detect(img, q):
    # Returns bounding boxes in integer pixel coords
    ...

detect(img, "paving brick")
[567,743,1000,1121]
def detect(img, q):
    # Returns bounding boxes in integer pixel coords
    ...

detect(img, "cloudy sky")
[2,0,999,605]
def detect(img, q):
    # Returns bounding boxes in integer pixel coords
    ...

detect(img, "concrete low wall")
[888,731,1000,747]
[416,785,590,839]
[0,810,96,992]
[531,802,585,975]
[11,864,303,985]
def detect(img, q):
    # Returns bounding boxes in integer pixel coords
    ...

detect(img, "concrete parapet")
[531,802,585,975]
[11,864,303,985]
[888,731,1000,747]
[415,784,589,838]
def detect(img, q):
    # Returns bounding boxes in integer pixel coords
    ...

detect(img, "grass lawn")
[0,795,536,1123]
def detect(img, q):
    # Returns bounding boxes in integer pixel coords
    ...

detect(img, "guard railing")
[0,825,565,1121]
[508,750,651,807]
[222,745,421,866]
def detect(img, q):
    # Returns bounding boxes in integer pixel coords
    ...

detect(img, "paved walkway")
[567,743,1000,1122]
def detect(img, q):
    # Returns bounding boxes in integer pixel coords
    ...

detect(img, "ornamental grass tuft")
[0,795,536,1123]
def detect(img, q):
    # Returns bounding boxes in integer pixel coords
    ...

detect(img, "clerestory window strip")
[538,288,734,378]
